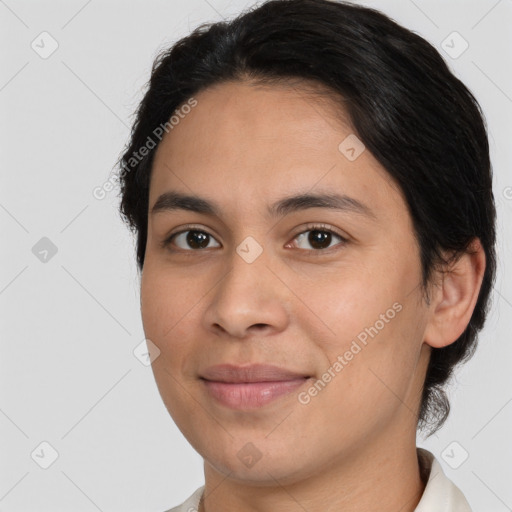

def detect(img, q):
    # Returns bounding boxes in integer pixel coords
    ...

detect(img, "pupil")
[187,230,209,249]
[309,230,331,249]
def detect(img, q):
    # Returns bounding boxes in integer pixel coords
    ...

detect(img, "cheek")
[299,253,425,392]
[296,267,402,353]
[140,262,200,360]
[140,263,206,424]
[301,303,426,445]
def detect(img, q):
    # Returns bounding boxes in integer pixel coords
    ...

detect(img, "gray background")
[1,0,511,510]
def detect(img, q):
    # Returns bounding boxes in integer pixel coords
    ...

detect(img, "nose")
[202,244,290,339]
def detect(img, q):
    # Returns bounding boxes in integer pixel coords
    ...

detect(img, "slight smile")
[200,364,312,409]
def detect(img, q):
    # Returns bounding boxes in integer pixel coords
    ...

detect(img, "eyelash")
[161,223,348,255]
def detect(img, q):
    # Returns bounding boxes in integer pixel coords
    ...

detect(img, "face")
[141,80,432,484]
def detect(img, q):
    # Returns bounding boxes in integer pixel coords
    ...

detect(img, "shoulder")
[162,486,204,512]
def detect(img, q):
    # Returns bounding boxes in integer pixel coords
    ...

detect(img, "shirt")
[164,448,472,512]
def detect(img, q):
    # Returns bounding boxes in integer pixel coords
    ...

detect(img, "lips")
[200,364,311,409]
[200,363,310,382]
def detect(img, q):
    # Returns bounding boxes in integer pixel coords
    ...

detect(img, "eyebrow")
[151,190,377,220]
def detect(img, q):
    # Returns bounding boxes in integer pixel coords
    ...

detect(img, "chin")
[199,437,320,487]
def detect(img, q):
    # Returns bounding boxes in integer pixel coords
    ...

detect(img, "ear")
[423,238,486,349]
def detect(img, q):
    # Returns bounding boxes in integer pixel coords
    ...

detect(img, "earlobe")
[423,238,486,349]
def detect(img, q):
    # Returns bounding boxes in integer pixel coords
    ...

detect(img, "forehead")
[149,80,405,220]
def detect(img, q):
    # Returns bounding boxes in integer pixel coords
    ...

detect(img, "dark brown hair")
[117,0,497,436]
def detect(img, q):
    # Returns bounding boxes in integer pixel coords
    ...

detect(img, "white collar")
[415,447,472,511]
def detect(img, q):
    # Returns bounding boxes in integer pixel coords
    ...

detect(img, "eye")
[288,224,348,252]
[162,227,221,251]
[161,223,348,253]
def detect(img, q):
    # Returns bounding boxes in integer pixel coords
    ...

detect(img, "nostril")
[249,323,273,333]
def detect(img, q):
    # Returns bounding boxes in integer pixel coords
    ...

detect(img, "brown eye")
[292,227,347,251]
[307,230,333,249]
[165,229,221,251]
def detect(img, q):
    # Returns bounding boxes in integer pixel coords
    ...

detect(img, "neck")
[200,423,426,512]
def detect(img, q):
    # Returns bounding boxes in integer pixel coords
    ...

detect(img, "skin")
[140,80,486,512]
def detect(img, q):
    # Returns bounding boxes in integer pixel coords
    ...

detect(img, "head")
[118,0,496,482]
